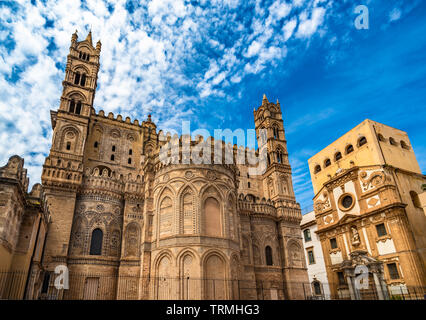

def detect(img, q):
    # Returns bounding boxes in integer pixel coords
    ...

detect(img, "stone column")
[372,272,384,300]
[346,276,356,300]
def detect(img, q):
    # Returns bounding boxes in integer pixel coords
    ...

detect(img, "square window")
[337,272,345,285]
[330,238,338,249]
[387,263,400,280]
[307,250,315,264]
[304,229,312,242]
[376,223,387,237]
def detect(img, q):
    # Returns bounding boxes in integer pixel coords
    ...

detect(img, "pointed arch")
[89,228,103,255]
[124,222,140,257]
[276,146,284,163]
[200,184,224,237]
[177,249,199,300]
[157,187,175,239]
[72,64,90,74]
[287,240,303,268]
[109,229,121,257]
[80,73,86,86]
[74,71,80,85]
[265,246,273,265]
[58,125,80,153]
[66,91,87,103]
[202,250,228,300]
[179,185,196,235]
[70,216,88,255]
[272,123,280,139]
[154,251,174,300]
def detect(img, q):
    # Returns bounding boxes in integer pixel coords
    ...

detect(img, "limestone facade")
[0,156,50,299]
[308,119,426,299]
[35,31,309,300]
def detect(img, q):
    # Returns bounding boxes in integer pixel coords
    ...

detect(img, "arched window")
[267,154,271,166]
[204,197,221,237]
[314,165,321,174]
[324,158,331,167]
[276,149,283,163]
[129,149,132,155]
[94,141,98,148]
[85,54,90,61]
[401,141,410,150]
[69,100,75,113]
[74,72,80,85]
[80,73,86,86]
[389,137,397,146]
[79,51,82,59]
[66,142,71,150]
[410,191,421,208]
[313,281,322,295]
[111,154,115,161]
[377,134,385,142]
[265,246,273,266]
[112,145,116,152]
[182,191,194,234]
[358,136,367,147]
[89,228,103,255]
[128,158,132,164]
[82,53,86,60]
[273,126,279,139]
[335,152,342,161]
[75,101,82,114]
[346,144,354,154]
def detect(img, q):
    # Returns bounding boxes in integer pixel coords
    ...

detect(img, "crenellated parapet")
[77,166,145,201]
[94,109,147,128]
[237,193,277,218]
[42,156,83,191]
[275,199,302,223]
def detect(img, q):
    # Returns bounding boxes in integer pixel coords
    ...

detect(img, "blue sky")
[0,0,425,211]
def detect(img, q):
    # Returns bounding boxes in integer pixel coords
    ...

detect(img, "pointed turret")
[85,30,93,45]
[262,94,268,105]
[71,30,78,44]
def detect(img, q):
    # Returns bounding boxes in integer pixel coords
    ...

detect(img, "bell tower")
[41,30,101,275]
[254,94,294,201]
[59,30,101,117]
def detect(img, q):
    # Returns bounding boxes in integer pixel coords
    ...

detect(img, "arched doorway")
[204,254,226,299]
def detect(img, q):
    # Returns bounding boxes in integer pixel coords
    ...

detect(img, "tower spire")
[262,94,268,104]
[85,30,92,45]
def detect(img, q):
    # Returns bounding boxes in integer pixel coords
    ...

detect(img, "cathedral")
[0,31,309,300]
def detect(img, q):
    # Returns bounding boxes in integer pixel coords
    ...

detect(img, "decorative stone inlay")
[324,215,334,224]
[185,170,193,179]
[367,197,379,207]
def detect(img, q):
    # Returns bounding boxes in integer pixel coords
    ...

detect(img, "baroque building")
[33,31,309,300]
[308,119,426,299]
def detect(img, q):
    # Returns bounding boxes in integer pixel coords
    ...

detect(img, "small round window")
[341,195,353,208]
[339,193,355,211]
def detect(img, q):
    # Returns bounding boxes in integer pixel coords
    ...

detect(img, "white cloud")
[296,7,326,38]
[389,8,402,22]
[245,40,262,58]
[283,18,297,41]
